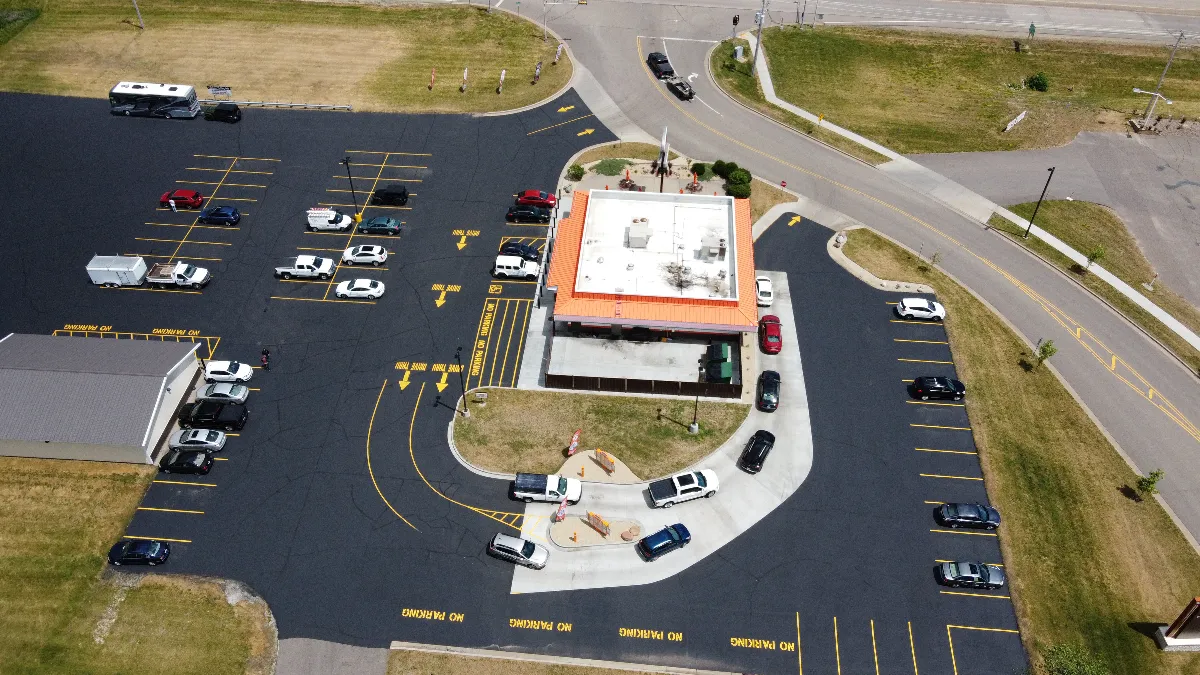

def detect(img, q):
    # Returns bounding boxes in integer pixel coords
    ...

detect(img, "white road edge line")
[694,95,723,117]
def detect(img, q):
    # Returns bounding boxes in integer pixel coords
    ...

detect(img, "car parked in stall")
[197,205,241,226]
[197,382,249,405]
[178,400,247,431]
[159,449,214,475]
[107,539,170,566]
[506,205,551,224]
[335,279,385,299]
[935,502,1001,530]
[204,360,253,383]
[896,297,946,321]
[357,216,402,236]
[515,189,556,209]
[159,189,204,208]
[341,244,388,266]
[911,376,965,401]
[935,561,1006,590]
[168,428,227,453]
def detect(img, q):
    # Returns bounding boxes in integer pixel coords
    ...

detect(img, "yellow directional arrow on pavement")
[456,235,468,250]
[436,372,450,393]
[787,215,803,227]
[398,371,412,391]
[558,105,575,113]
[434,290,448,308]
[577,128,594,136]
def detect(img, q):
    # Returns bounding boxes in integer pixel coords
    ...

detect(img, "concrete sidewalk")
[510,270,813,593]
[743,33,1200,355]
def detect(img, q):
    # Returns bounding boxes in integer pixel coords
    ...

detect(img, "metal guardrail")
[199,99,352,111]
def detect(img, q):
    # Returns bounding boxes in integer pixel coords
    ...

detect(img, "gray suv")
[487,533,549,570]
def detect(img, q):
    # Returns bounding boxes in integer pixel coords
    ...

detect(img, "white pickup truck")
[511,473,582,504]
[86,255,211,289]
[274,255,335,280]
[648,469,719,508]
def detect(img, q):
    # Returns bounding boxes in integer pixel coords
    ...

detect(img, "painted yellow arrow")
[434,290,448,308]
[558,105,575,113]
[577,128,594,136]
[436,372,450,393]
[398,371,411,391]
[787,215,803,227]
[456,235,468,250]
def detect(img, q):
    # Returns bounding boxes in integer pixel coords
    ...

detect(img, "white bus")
[108,82,201,119]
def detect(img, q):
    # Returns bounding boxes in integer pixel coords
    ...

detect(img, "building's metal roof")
[0,334,197,447]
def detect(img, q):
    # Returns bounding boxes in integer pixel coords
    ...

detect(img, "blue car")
[197,205,241,226]
[637,523,691,561]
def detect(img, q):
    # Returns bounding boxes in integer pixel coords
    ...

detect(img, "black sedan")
[358,215,402,235]
[738,429,776,474]
[911,376,965,401]
[935,561,1006,590]
[500,241,541,262]
[178,400,247,431]
[506,205,551,224]
[756,370,780,412]
[665,77,695,100]
[935,502,1001,529]
[159,449,214,475]
[197,205,240,226]
[370,184,409,206]
[107,539,170,566]
[646,52,674,79]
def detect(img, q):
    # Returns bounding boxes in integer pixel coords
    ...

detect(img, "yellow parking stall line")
[213,457,229,461]
[124,535,192,543]
[924,500,946,504]
[901,378,914,382]
[795,612,804,675]
[833,617,842,675]
[152,480,215,487]
[226,433,240,437]
[137,506,204,515]
[187,167,274,175]
[871,619,880,675]
[920,473,982,481]
[147,222,239,231]
[506,222,550,227]
[907,400,965,407]
[890,319,942,326]
[319,202,411,210]
[135,238,231,246]
[946,625,1020,675]
[213,197,258,202]
[908,622,919,675]
[898,357,954,364]
[940,591,1010,600]
[947,625,1019,633]
[345,150,433,156]
[911,423,972,431]
[248,388,261,391]
[176,181,267,188]
[297,247,345,253]
[102,286,202,295]
[526,113,594,135]
[346,162,428,169]
[303,231,354,237]
[915,447,976,455]
[127,253,223,262]
[931,529,997,537]
[492,279,537,284]
[894,338,948,344]
[885,301,898,304]
[194,154,280,161]
[937,559,1003,567]
[333,264,389,272]
[278,279,335,285]
[269,296,376,305]
[332,175,422,182]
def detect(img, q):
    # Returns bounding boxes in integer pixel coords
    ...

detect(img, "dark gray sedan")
[935,502,1001,529]
[936,561,1006,590]
[358,216,402,235]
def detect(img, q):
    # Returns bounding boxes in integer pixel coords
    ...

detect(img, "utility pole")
[1143,31,1185,129]
[751,0,768,75]
[1024,167,1055,239]
[798,0,806,26]
[131,0,144,29]
[341,157,359,217]
[542,0,548,42]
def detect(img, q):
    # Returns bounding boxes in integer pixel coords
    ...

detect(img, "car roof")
[496,254,527,265]
[761,370,780,380]
[493,532,526,549]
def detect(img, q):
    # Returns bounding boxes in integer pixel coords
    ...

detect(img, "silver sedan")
[167,428,227,452]
[197,382,250,404]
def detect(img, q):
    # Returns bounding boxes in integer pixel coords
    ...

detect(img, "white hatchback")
[896,297,946,320]
[755,276,774,307]
[335,278,385,299]
[204,360,253,383]
[341,245,387,266]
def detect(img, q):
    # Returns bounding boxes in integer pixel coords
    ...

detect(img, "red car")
[159,189,204,208]
[758,315,782,354]
[516,189,556,209]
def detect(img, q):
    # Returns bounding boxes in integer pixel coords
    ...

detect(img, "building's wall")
[142,358,200,463]
[0,440,146,464]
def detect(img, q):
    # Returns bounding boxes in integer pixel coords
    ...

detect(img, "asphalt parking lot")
[1,90,1024,674]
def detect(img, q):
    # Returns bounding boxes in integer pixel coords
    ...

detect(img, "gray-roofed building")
[0,333,200,464]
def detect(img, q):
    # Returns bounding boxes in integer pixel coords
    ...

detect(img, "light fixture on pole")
[1133,87,1174,127]
[1024,167,1055,239]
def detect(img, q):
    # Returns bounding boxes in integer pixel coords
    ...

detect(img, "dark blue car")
[107,539,171,566]
[197,205,241,226]
[637,523,691,561]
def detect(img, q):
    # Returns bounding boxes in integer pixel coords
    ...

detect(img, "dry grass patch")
[842,229,1200,675]
[989,203,1200,372]
[576,142,678,165]
[749,178,793,223]
[0,457,265,674]
[0,0,570,113]
[455,389,749,479]
[389,648,657,675]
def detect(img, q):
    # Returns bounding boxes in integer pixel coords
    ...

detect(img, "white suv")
[493,254,539,280]
[896,297,946,320]
[204,360,253,383]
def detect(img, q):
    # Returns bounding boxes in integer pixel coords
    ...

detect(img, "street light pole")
[341,157,359,217]
[1142,31,1184,128]
[751,0,768,75]
[542,0,548,42]
[689,365,703,434]
[1023,167,1055,239]
[454,346,468,417]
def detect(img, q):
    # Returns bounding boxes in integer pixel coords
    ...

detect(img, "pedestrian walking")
[260,348,270,371]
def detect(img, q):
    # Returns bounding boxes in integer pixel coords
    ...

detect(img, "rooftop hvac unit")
[628,222,652,248]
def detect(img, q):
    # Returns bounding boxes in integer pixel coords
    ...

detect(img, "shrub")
[1136,469,1165,500]
[727,168,752,185]
[566,164,584,181]
[593,158,630,176]
[690,162,707,177]
[1040,644,1109,675]
[1026,72,1050,92]
[725,182,752,198]
[711,160,729,178]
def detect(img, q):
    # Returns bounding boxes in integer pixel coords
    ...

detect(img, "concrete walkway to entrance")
[510,271,812,593]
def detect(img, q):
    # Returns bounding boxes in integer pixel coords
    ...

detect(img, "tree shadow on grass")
[1118,484,1143,502]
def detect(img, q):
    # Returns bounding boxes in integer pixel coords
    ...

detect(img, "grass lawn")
[988,202,1200,373]
[576,142,678,165]
[842,229,1200,675]
[749,178,794,223]
[709,38,891,165]
[760,26,1200,153]
[454,389,750,479]
[389,648,656,675]
[0,0,570,113]
[0,457,269,675]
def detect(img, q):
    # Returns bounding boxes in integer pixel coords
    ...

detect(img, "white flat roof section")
[575,191,738,302]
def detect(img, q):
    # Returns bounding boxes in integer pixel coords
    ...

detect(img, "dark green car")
[358,216,402,235]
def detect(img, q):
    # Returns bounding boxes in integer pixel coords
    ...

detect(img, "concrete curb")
[388,640,741,675]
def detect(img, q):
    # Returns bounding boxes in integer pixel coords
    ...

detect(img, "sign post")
[429,67,436,90]
[460,67,469,93]
[497,69,506,94]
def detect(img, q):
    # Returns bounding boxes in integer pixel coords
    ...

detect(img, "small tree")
[726,181,752,198]
[1136,469,1165,500]
[566,164,585,181]
[929,250,942,267]
[1085,244,1106,271]
[690,162,707,178]
[727,168,752,185]
[1026,72,1050,92]
[711,160,729,179]
[1035,339,1057,368]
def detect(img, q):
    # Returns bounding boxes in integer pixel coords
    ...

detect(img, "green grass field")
[760,26,1200,153]
[842,229,1200,675]
[0,0,570,113]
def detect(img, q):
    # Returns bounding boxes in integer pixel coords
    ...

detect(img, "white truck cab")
[307,208,353,232]
[511,473,582,504]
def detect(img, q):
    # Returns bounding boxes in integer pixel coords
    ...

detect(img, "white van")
[493,255,540,280]
[307,208,353,232]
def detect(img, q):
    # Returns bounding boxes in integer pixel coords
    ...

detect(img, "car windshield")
[767,335,780,343]
[557,477,568,494]
[190,454,205,466]
[182,264,197,276]
[696,473,707,488]
[521,541,536,558]
[228,361,241,372]
[205,431,219,441]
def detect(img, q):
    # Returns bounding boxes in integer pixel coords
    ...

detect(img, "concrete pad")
[277,638,388,675]
[548,336,709,382]
[557,449,642,484]
[549,515,644,548]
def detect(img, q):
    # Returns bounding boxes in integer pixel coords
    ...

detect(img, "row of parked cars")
[492,189,556,281]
